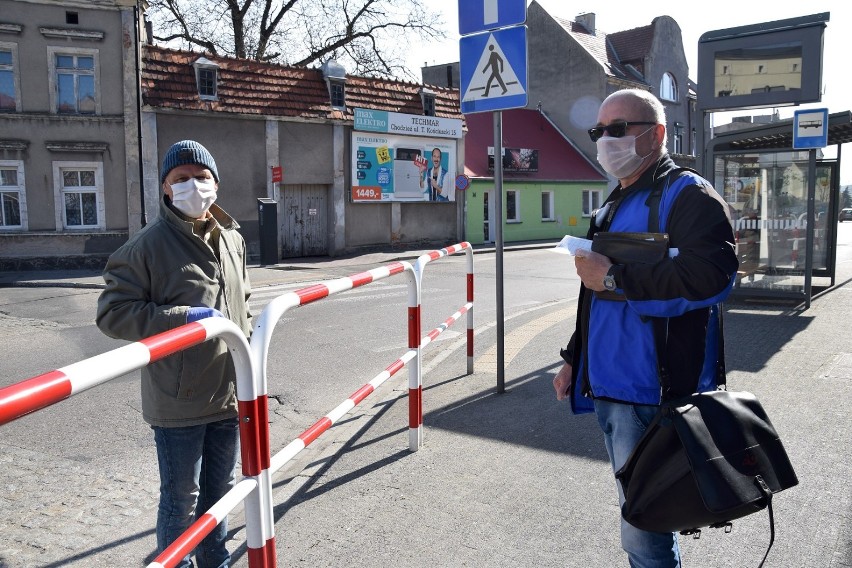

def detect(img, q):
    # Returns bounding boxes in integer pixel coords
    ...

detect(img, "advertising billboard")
[351,135,457,203]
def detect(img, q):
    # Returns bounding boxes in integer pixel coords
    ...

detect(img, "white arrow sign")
[484,0,497,25]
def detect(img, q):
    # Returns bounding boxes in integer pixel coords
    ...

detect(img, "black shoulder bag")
[612,170,799,567]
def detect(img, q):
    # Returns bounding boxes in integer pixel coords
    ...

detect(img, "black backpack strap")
[645,166,700,232]
[648,167,727,400]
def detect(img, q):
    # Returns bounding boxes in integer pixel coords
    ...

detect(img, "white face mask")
[168,178,217,218]
[596,127,654,180]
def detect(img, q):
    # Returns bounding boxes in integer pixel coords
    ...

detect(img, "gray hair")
[605,89,667,154]
[607,88,667,124]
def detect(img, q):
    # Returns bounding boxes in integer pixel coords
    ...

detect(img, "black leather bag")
[615,389,798,564]
[591,232,669,301]
[591,231,669,265]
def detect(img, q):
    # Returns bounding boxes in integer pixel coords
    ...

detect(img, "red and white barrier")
[409,242,473,449]
[147,478,257,568]
[0,319,241,425]
[0,318,275,568]
[0,242,475,568]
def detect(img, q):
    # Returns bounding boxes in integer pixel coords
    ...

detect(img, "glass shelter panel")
[718,152,835,296]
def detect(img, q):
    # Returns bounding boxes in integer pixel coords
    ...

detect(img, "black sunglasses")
[588,120,657,142]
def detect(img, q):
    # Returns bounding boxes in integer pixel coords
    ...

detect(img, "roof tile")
[142,45,463,122]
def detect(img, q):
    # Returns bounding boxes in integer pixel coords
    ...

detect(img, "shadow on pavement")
[723,306,814,374]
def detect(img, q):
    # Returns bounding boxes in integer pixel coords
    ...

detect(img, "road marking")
[475,306,571,372]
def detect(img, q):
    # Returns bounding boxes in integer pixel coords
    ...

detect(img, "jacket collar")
[623,154,677,193]
[160,196,240,231]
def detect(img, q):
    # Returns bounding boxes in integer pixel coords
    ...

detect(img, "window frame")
[47,46,100,115]
[506,189,521,223]
[193,57,219,100]
[659,72,678,102]
[541,190,555,221]
[0,41,21,112]
[0,160,27,230]
[329,79,346,110]
[582,189,603,217]
[52,161,105,230]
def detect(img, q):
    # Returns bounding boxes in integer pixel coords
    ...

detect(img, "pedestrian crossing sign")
[460,25,528,114]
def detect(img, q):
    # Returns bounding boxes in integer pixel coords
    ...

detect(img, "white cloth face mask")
[596,127,654,180]
[169,178,217,218]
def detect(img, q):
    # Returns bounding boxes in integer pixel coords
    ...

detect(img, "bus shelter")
[707,111,852,302]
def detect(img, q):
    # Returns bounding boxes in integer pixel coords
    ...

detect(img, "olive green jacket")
[96,198,252,427]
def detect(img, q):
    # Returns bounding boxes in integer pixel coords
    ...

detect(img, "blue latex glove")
[186,306,225,323]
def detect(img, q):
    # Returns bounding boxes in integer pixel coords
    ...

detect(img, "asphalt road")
[2,232,851,567]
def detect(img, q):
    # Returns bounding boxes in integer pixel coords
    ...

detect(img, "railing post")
[235,323,276,568]
[465,246,474,374]
[406,268,423,451]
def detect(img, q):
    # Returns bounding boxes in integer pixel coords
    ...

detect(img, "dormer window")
[421,88,436,116]
[322,59,347,111]
[329,80,345,108]
[193,57,218,100]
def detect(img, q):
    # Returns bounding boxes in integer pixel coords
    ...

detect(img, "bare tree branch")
[146,0,446,79]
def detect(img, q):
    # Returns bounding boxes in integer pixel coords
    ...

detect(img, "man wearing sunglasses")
[553,89,738,567]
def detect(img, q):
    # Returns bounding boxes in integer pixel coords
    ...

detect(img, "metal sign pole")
[494,110,505,393]
[804,149,816,309]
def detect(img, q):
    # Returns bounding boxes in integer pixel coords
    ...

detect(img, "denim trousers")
[594,399,681,568]
[152,417,239,568]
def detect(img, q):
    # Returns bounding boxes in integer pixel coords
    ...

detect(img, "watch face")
[604,275,616,291]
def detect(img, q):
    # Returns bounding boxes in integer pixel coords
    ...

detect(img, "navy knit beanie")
[160,140,219,183]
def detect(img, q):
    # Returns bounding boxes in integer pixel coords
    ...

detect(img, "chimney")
[575,12,596,34]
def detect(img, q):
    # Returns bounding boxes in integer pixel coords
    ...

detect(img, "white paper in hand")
[551,235,593,256]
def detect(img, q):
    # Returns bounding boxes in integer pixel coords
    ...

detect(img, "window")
[582,189,603,216]
[421,88,436,116]
[506,190,520,222]
[0,161,26,229]
[193,57,218,100]
[53,161,104,230]
[198,68,216,97]
[329,80,345,109]
[673,122,684,155]
[48,47,99,115]
[659,72,678,102]
[0,42,20,112]
[541,190,554,221]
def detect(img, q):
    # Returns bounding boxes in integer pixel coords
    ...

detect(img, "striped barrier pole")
[0,318,269,568]
[0,318,247,427]
[146,478,257,568]
[270,352,415,473]
[410,242,473,450]
[268,304,472,474]
[465,244,475,374]
[249,260,415,548]
[406,263,422,452]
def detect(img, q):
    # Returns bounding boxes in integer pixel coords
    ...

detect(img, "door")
[483,190,494,243]
[281,184,328,258]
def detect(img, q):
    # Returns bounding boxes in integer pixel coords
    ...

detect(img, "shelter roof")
[710,111,852,151]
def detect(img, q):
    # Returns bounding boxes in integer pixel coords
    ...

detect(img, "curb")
[0,241,561,290]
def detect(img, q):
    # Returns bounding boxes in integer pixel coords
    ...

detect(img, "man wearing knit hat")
[97,140,252,567]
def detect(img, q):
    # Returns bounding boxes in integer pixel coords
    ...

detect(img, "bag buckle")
[710,521,734,533]
[679,528,701,539]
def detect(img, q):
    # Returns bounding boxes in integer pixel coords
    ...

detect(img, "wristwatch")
[603,265,618,292]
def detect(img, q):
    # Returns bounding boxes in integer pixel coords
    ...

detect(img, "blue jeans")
[152,418,239,568]
[594,399,681,568]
